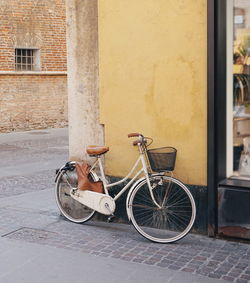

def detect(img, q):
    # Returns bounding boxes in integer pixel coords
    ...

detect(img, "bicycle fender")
[54,165,67,183]
[126,174,165,220]
[54,161,99,183]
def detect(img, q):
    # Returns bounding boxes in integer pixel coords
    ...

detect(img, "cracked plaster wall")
[98,0,207,185]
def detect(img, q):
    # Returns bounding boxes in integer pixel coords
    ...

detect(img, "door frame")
[207,0,227,236]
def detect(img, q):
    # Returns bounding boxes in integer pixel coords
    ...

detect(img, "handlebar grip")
[133,140,140,146]
[128,133,140,138]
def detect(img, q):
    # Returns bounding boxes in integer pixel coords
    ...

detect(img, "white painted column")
[66,0,104,162]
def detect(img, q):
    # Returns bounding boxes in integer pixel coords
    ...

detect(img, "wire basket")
[147,147,177,172]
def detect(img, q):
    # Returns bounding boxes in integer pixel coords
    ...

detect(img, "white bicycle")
[55,133,196,243]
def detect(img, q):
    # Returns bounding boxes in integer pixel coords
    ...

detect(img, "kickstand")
[107,215,115,223]
[104,203,115,223]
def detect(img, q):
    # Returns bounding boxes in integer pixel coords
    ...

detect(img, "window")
[15,48,40,71]
[227,0,250,179]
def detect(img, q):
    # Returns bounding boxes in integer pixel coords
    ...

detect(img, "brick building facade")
[0,0,67,132]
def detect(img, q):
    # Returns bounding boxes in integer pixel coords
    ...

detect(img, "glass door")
[228,0,250,179]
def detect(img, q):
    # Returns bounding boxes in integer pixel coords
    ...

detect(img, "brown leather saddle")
[86,145,109,156]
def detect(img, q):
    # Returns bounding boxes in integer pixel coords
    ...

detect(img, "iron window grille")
[15,48,40,71]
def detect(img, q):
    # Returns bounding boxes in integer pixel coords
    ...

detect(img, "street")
[0,128,249,283]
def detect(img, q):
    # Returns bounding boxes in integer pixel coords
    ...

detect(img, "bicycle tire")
[128,175,196,243]
[55,166,96,223]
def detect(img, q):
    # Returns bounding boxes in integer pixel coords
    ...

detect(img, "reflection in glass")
[233,0,250,178]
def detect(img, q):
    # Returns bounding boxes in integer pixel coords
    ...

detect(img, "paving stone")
[166,255,180,261]
[186,263,205,270]
[240,274,250,281]
[221,262,234,269]
[245,270,250,275]
[200,252,212,257]
[236,279,249,283]
[194,255,207,261]
[168,265,181,271]
[177,256,192,263]
[206,260,221,267]
[132,258,144,263]
[236,263,249,269]
[199,267,215,273]
[120,256,132,261]
[228,272,243,278]
[208,273,222,279]
[190,259,204,265]
[231,268,245,274]
[221,275,235,281]
[181,267,195,273]
[216,265,232,272]
[196,269,211,276]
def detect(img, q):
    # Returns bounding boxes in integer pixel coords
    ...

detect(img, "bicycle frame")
[55,134,196,243]
[90,145,162,209]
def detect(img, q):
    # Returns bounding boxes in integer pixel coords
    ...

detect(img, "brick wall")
[0,0,67,71]
[0,75,67,132]
[0,0,68,132]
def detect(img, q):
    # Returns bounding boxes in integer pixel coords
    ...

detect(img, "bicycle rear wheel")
[128,175,196,243]
[55,166,95,223]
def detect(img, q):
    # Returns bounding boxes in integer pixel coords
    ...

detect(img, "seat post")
[97,157,108,193]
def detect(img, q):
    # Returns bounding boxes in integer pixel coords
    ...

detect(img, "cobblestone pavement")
[0,128,68,179]
[0,128,68,198]
[0,189,249,283]
[0,129,249,283]
[0,170,54,198]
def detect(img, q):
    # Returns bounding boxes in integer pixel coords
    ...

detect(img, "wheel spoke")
[129,176,196,243]
[131,203,157,209]
[56,167,95,223]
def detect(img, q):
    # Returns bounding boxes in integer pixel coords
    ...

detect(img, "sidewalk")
[0,236,219,283]
[0,128,68,178]
[0,129,249,283]
[0,188,249,283]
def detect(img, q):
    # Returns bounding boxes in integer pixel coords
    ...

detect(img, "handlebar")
[132,140,141,146]
[128,133,153,148]
[128,133,140,138]
[128,133,146,146]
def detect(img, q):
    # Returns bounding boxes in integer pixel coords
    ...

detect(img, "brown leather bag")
[75,162,104,193]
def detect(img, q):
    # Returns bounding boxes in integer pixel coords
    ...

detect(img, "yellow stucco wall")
[98,0,207,186]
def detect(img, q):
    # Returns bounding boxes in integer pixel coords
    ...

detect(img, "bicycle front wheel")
[128,175,196,243]
[55,166,95,223]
